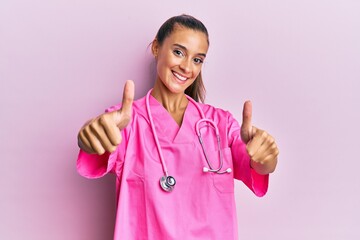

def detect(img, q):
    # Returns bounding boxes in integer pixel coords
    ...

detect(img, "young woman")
[77,14,279,240]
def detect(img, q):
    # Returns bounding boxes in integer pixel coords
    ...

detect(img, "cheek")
[157,55,174,72]
[156,58,168,75]
[193,66,203,78]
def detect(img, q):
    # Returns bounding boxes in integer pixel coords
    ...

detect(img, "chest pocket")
[211,147,234,193]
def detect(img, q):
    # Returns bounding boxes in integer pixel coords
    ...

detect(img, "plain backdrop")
[1,0,359,239]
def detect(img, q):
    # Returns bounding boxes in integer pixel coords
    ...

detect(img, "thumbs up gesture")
[240,101,279,175]
[78,80,135,155]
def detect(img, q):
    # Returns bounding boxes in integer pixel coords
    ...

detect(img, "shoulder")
[195,101,240,130]
[197,102,233,119]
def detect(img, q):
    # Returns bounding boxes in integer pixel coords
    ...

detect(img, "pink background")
[1,0,360,239]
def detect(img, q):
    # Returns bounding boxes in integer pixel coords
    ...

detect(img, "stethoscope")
[146,90,232,193]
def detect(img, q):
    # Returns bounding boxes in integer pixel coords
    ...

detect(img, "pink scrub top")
[77,94,269,240]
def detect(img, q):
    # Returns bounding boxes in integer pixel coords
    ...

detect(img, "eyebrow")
[173,43,207,58]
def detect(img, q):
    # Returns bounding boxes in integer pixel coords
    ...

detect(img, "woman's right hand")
[77,80,135,155]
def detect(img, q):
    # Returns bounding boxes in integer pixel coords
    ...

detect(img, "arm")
[76,80,134,178]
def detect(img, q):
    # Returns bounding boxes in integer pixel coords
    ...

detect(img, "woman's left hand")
[240,101,279,175]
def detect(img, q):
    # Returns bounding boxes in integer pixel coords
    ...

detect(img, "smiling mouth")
[172,71,188,81]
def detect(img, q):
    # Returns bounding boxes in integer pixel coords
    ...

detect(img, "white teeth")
[173,72,187,81]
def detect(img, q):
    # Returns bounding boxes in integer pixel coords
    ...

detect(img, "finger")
[265,142,280,159]
[258,152,279,166]
[78,130,95,153]
[120,80,135,117]
[83,126,106,155]
[242,100,252,127]
[241,100,253,143]
[251,135,279,162]
[246,129,267,157]
[99,115,122,146]
[251,126,259,139]
[89,122,118,153]
[251,141,272,163]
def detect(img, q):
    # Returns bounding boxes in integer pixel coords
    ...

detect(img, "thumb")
[241,100,253,143]
[115,80,135,126]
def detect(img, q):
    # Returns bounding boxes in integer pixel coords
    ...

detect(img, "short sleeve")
[228,113,269,197]
[76,104,127,178]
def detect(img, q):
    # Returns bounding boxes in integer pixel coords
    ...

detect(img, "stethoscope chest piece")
[160,176,176,192]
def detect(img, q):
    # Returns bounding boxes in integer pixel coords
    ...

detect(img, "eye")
[173,49,184,57]
[193,58,204,64]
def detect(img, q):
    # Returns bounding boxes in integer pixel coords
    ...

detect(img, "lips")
[172,71,188,82]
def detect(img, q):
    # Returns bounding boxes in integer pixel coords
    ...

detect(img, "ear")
[151,38,159,58]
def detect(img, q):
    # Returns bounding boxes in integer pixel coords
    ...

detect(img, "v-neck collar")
[148,94,198,144]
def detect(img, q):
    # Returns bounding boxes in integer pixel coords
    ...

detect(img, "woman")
[77,14,278,240]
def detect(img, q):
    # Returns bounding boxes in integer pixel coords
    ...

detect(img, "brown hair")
[154,14,209,102]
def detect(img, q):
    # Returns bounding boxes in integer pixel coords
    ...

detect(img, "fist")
[240,101,279,174]
[77,80,135,155]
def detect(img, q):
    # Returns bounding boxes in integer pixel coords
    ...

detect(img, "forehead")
[163,26,209,54]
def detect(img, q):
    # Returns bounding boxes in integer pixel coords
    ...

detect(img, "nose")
[179,58,192,74]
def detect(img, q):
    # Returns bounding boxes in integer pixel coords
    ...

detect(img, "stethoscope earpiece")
[160,176,176,192]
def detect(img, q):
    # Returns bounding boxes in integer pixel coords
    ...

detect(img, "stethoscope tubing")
[146,90,169,178]
[145,89,231,192]
[196,119,224,172]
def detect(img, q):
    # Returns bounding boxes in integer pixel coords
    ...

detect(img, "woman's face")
[152,26,209,94]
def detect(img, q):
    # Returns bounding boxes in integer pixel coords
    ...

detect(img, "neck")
[151,80,188,113]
